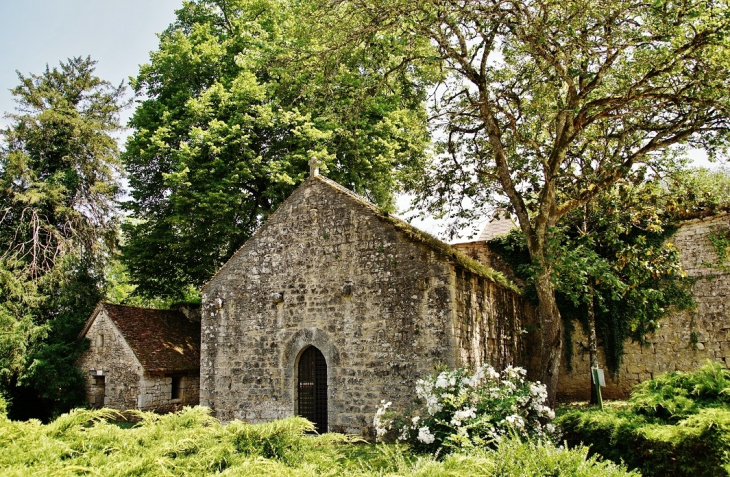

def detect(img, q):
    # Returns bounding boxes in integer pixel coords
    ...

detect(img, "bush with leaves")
[557,361,730,477]
[0,406,636,476]
[374,365,556,453]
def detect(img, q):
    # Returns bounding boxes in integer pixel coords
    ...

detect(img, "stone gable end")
[201,176,534,436]
[76,308,143,409]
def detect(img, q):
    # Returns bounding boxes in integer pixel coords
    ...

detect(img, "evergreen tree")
[0,56,124,420]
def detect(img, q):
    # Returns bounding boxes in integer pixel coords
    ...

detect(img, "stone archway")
[297,345,327,432]
[283,328,339,432]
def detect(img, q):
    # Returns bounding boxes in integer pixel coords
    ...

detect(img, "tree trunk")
[586,285,599,404]
[534,269,563,407]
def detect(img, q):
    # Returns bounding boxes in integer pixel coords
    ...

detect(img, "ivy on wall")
[706,226,730,272]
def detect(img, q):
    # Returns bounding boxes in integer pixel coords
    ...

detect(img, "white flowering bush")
[373,364,557,452]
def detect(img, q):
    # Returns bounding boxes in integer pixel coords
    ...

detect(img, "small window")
[97,334,104,347]
[171,376,182,400]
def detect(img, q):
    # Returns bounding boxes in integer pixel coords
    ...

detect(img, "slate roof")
[478,210,517,241]
[81,303,201,374]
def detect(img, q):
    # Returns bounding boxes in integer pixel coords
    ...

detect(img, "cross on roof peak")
[309,158,320,177]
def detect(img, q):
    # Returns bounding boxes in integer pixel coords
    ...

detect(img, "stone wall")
[452,268,535,372]
[201,176,533,436]
[557,213,730,400]
[139,373,201,411]
[76,310,142,410]
[453,241,523,286]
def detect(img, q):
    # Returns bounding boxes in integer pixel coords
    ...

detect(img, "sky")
[0,0,183,128]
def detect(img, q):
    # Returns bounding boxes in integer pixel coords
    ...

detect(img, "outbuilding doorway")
[297,346,327,432]
[91,376,105,409]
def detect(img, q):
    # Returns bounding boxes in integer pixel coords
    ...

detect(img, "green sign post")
[592,367,605,410]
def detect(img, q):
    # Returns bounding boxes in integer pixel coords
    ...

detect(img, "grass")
[0,406,636,476]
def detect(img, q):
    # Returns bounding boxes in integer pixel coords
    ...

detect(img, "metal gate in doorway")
[297,346,327,432]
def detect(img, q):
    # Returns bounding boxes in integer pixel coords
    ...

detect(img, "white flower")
[486,366,500,380]
[451,407,477,427]
[463,366,485,388]
[415,379,433,399]
[411,416,420,426]
[501,380,517,392]
[435,373,449,389]
[529,383,548,402]
[373,400,394,441]
[504,414,525,428]
[504,365,527,382]
[417,426,436,444]
[426,395,443,415]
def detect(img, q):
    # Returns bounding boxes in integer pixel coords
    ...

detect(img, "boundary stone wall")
[557,213,730,400]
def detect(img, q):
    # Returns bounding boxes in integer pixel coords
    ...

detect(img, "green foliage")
[669,167,730,219]
[104,258,201,309]
[0,393,7,418]
[374,365,556,453]
[0,56,123,278]
[707,226,730,271]
[0,406,635,476]
[629,361,730,421]
[489,180,696,374]
[122,0,433,299]
[0,57,123,420]
[557,362,730,476]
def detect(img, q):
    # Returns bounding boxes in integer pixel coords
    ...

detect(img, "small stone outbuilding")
[76,303,201,411]
[201,172,535,436]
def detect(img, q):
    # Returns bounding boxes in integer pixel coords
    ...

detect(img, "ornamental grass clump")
[374,364,556,453]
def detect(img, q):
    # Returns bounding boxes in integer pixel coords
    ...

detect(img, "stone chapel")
[200,170,535,435]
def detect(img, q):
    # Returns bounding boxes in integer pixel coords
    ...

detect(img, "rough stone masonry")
[558,212,730,400]
[200,174,534,436]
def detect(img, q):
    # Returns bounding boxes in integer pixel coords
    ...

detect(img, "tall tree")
[320,0,730,403]
[490,179,695,401]
[0,56,124,419]
[122,0,434,298]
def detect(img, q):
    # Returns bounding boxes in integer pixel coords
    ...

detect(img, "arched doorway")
[298,345,327,432]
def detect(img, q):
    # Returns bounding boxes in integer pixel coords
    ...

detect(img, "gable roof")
[80,303,201,374]
[204,174,519,293]
[478,210,517,241]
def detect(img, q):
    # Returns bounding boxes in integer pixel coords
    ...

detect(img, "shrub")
[629,361,730,420]
[374,365,556,453]
[557,362,730,477]
[0,405,637,476]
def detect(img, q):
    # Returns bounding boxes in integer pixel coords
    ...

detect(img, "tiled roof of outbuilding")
[82,303,201,374]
